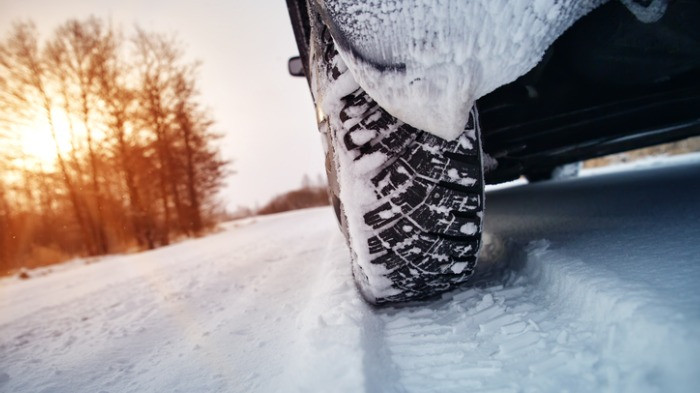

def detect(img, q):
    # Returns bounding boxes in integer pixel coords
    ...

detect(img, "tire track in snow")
[276,229,389,393]
[369,238,700,393]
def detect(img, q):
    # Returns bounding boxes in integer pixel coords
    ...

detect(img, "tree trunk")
[0,186,12,271]
[43,99,96,255]
[178,108,202,234]
[115,118,155,249]
[81,88,109,254]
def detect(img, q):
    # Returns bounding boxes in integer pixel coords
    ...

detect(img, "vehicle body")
[286,0,700,304]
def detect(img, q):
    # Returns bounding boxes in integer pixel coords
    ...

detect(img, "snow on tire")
[310,21,485,305]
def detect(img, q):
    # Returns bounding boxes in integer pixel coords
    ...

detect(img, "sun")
[15,108,79,169]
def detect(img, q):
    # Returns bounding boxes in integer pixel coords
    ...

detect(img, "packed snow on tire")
[317,0,605,140]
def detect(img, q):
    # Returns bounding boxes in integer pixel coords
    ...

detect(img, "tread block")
[432,187,481,212]
[370,159,416,198]
[364,202,399,229]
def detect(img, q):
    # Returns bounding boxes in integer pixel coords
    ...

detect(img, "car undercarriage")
[288,0,700,183]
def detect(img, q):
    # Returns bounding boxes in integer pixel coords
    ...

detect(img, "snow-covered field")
[1,157,699,392]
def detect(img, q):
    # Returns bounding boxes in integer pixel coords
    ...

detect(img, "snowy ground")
[1,157,699,392]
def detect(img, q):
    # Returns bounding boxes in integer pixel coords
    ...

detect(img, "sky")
[0,0,325,211]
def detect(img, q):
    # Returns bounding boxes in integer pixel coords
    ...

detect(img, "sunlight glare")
[16,108,80,169]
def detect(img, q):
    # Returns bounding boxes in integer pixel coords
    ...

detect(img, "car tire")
[310,20,486,304]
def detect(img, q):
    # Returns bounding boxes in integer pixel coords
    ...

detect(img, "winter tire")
[310,20,486,304]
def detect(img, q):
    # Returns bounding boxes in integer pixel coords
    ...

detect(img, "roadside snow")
[485,152,700,191]
[1,158,699,392]
[580,151,700,177]
[0,210,354,392]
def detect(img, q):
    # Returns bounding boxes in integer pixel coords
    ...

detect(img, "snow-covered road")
[1,159,699,392]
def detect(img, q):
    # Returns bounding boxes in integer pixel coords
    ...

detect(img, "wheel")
[310,19,485,304]
[525,162,582,183]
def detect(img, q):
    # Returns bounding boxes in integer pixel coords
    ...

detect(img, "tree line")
[256,174,330,216]
[0,17,229,274]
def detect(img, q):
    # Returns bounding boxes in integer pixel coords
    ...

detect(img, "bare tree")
[46,17,110,253]
[0,21,96,255]
[92,24,156,249]
[172,68,205,234]
[0,17,231,274]
[133,29,181,242]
